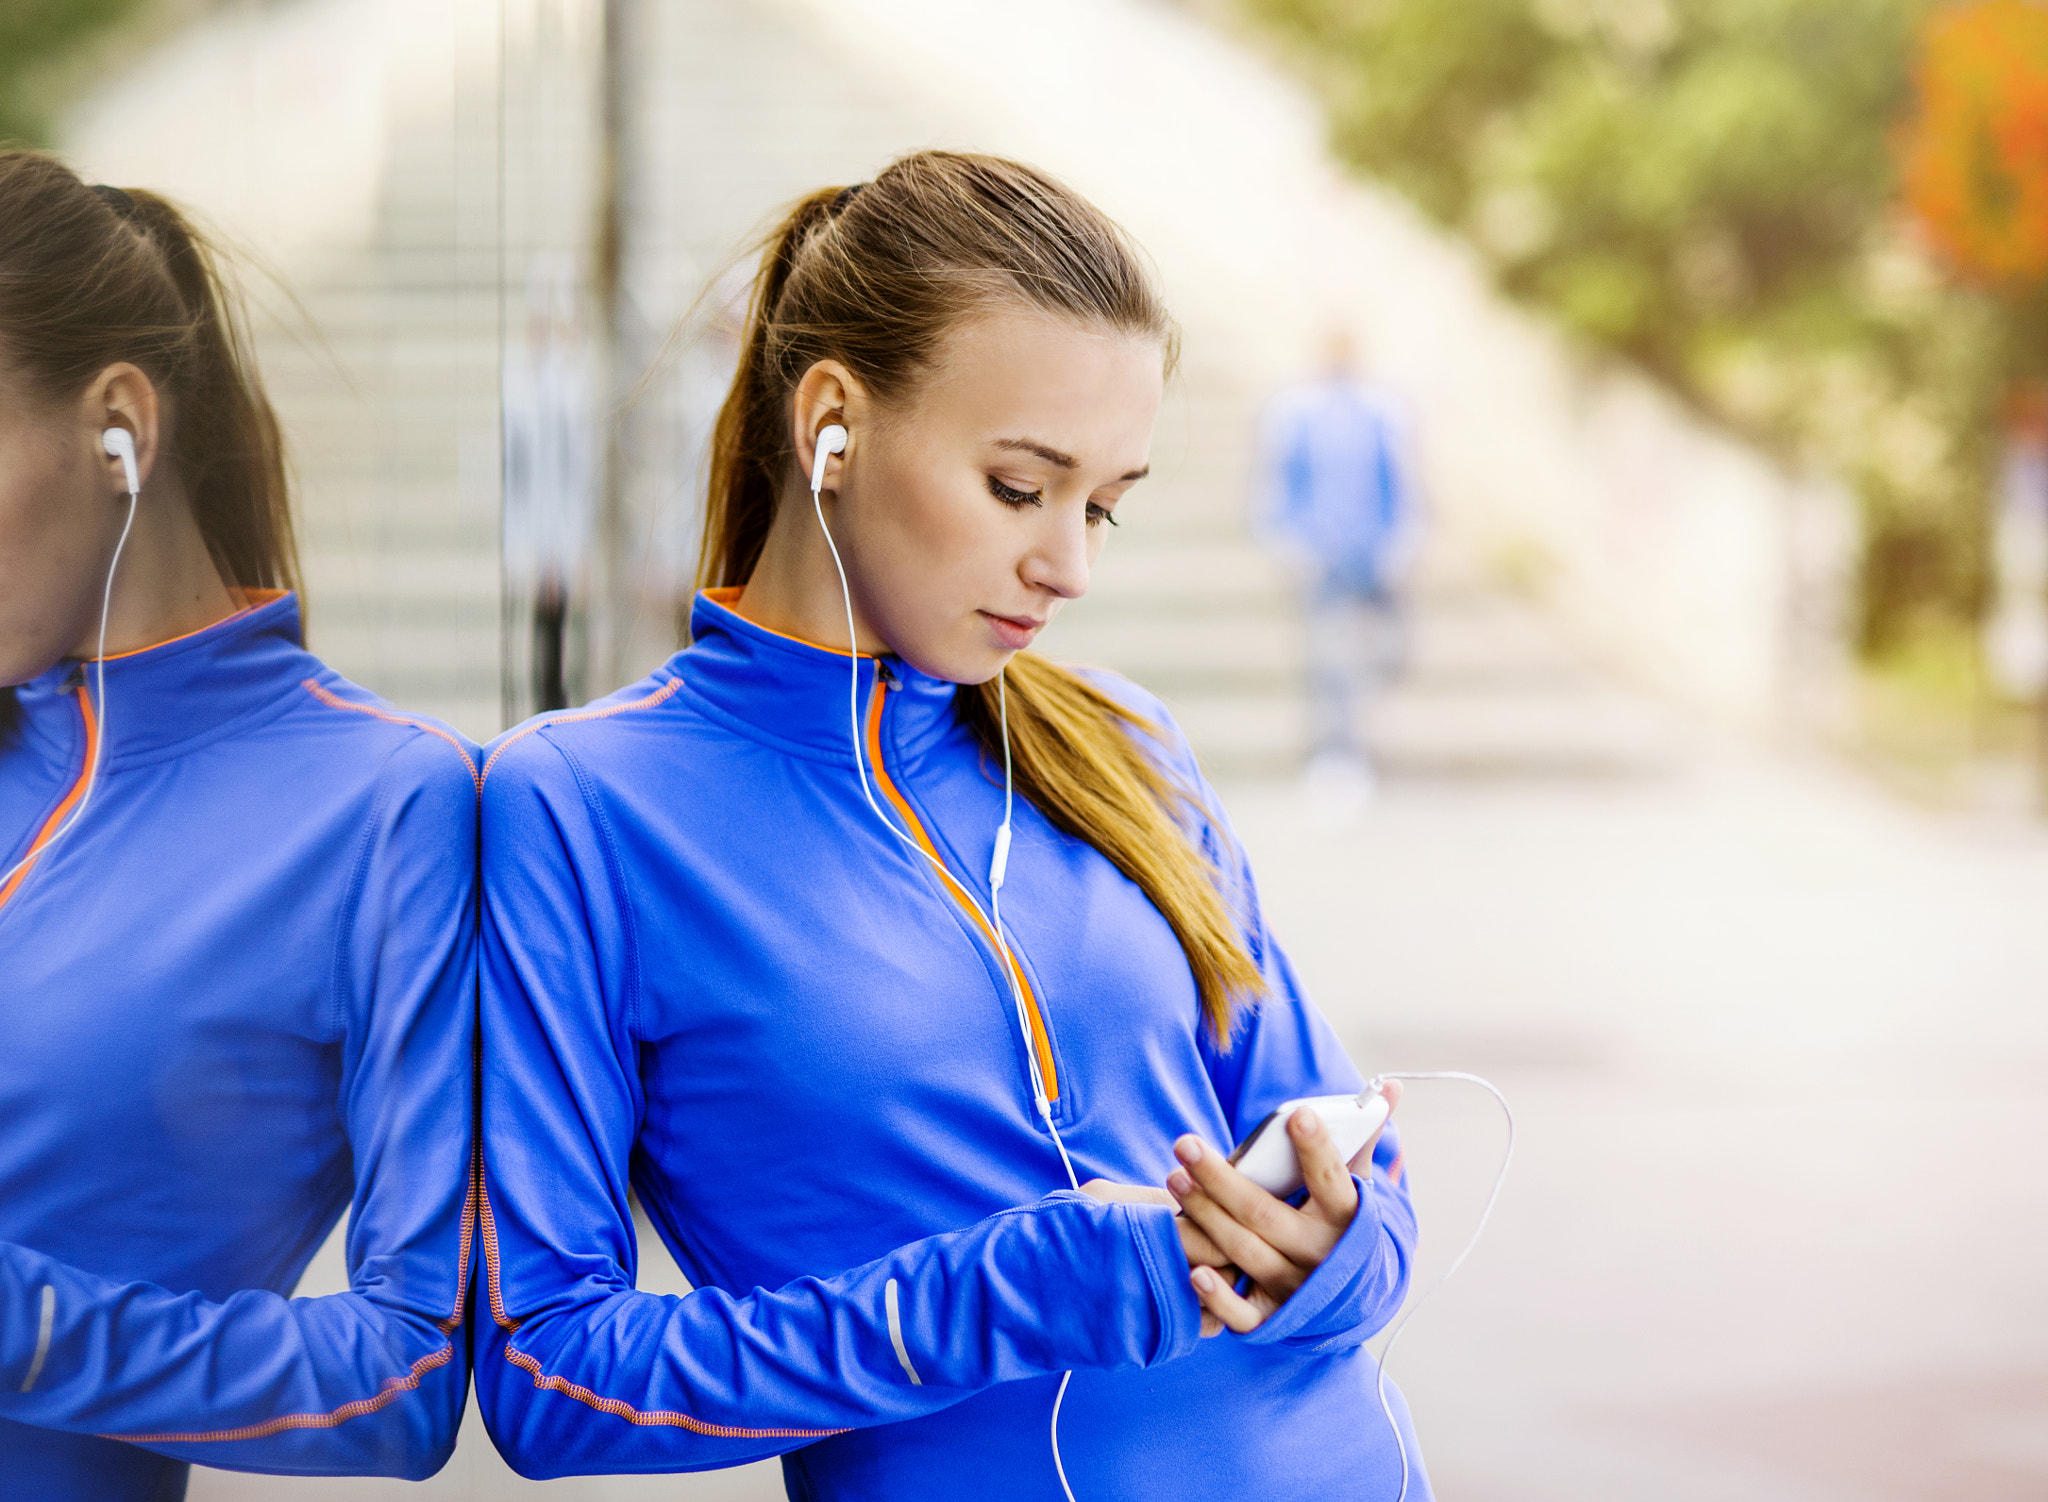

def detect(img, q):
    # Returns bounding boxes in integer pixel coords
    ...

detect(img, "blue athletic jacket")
[0,593,478,1499]
[477,589,1426,1500]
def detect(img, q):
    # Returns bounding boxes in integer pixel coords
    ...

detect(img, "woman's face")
[826,307,1165,685]
[0,366,131,686]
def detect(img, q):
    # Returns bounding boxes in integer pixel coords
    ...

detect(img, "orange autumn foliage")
[1901,0,2048,285]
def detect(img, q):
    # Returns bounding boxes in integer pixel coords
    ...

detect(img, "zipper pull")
[874,659,895,687]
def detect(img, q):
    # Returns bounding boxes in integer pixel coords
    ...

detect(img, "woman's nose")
[1021,510,1093,601]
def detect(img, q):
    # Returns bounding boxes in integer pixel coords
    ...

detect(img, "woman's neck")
[732,484,891,655]
[68,483,243,660]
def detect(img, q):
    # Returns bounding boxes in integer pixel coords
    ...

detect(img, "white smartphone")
[1225,1091,1390,1198]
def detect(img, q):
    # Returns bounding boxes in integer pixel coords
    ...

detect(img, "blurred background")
[9,0,2048,1496]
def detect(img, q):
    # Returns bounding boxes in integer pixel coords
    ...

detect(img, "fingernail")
[1167,1169,1193,1198]
[1191,1267,1215,1293]
[1175,1136,1204,1165]
[1294,1110,1321,1137]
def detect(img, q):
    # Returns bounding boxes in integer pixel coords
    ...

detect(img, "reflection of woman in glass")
[479,152,1423,1499]
[0,153,475,1499]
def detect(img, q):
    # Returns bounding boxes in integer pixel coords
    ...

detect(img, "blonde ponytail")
[958,655,1263,1041]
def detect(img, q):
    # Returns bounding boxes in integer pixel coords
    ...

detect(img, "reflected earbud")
[810,423,847,496]
[102,428,139,497]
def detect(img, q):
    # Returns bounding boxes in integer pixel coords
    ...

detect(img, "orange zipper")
[0,684,98,913]
[865,668,1060,1102]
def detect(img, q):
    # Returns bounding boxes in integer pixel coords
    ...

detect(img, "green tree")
[1,0,147,146]
[1243,0,2003,652]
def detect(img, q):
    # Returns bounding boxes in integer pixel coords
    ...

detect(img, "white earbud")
[102,428,139,497]
[810,423,847,496]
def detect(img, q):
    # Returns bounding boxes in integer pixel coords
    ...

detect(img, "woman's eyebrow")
[995,436,1077,468]
[994,436,1149,482]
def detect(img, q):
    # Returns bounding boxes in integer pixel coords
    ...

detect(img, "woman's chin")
[896,637,1013,687]
[0,635,65,688]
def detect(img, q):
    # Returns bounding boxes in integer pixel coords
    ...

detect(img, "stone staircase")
[251,105,503,744]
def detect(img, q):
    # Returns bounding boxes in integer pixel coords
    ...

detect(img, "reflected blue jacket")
[0,594,478,1499]
[477,590,1424,1500]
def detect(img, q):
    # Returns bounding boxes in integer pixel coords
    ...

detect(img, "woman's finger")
[1175,1214,1233,1269]
[1168,1170,1301,1290]
[1171,1134,1326,1267]
[1294,1107,1360,1228]
[1190,1265,1269,1335]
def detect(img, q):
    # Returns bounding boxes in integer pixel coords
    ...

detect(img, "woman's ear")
[86,363,162,498]
[791,359,863,494]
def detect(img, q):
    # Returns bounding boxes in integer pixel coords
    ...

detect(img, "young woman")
[0,153,478,1498]
[477,151,1425,1500]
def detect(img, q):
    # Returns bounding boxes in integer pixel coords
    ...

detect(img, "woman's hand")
[1169,1081,1402,1334]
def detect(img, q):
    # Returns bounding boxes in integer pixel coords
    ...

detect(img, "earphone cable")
[989,670,1081,1502]
[1360,1070,1515,1502]
[0,488,137,894]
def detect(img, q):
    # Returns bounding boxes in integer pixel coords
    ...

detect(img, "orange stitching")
[300,680,480,793]
[105,1348,454,1444]
[479,1168,519,1333]
[107,1153,475,1445]
[482,1162,841,1437]
[700,586,871,659]
[479,676,684,786]
[1386,1153,1404,1187]
[107,1148,477,1444]
[0,685,97,914]
[91,589,289,663]
[501,1347,847,1439]
[865,678,1059,1099]
[439,1142,483,1336]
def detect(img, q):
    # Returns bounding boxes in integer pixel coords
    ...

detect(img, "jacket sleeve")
[1138,688,1418,1355]
[0,730,479,1478]
[475,734,1204,1480]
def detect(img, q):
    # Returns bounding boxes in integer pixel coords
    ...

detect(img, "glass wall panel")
[499,0,607,723]
[64,0,507,743]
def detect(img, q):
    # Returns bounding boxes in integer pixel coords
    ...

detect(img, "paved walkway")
[1229,590,2048,1501]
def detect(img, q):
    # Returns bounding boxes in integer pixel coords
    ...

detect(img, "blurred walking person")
[0,154,475,1499]
[1258,328,1420,805]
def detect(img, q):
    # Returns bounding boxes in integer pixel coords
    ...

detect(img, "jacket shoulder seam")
[479,675,684,786]
[298,679,480,793]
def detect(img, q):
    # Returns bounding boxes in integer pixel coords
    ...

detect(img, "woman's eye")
[987,476,1042,508]
[1087,503,1120,528]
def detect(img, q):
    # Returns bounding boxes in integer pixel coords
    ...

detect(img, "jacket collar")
[680,588,963,763]
[13,591,315,770]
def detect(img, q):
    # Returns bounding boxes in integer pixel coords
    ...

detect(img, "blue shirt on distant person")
[1259,369,1418,598]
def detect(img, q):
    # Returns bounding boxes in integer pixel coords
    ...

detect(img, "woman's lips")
[981,611,1045,650]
